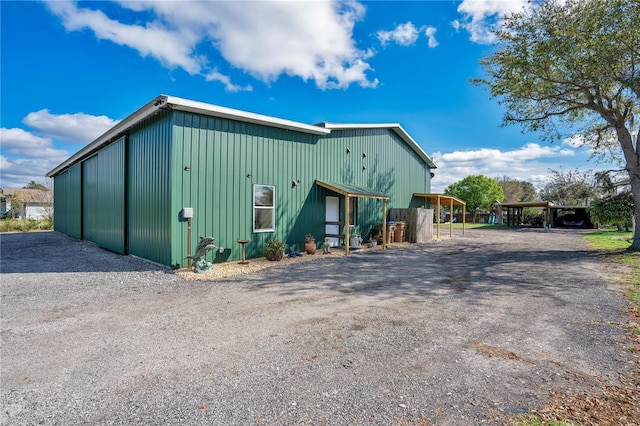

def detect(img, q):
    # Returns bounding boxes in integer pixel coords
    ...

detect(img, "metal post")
[382,198,387,249]
[187,218,192,269]
[345,195,350,256]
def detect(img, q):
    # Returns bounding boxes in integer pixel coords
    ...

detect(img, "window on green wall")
[253,184,275,232]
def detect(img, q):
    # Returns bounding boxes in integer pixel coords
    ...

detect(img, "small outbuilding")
[47,95,438,268]
[493,201,595,229]
[1,188,52,220]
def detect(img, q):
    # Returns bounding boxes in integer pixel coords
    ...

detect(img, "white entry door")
[325,196,339,246]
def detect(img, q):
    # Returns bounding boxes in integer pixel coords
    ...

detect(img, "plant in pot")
[264,239,285,261]
[304,234,316,255]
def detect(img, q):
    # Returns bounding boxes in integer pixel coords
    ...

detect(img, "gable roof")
[319,123,438,169]
[1,188,51,203]
[47,95,436,177]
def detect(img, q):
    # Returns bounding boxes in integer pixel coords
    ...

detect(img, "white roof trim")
[47,96,164,177]
[47,95,436,177]
[47,94,330,177]
[165,95,331,136]
[320,122,438,168]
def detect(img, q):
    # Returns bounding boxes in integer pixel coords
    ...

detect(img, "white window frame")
[253,184,275,233]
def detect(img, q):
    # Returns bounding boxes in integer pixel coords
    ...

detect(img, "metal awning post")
[450,197,454,238]
[436,196,441,239]
[382,198,387,250]
[462,203,466,235]
[345,195,351,256]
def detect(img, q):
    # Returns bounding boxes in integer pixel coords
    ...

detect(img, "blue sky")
[1,0,600,192]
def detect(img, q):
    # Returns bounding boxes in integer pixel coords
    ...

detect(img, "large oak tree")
[474,0,640,250]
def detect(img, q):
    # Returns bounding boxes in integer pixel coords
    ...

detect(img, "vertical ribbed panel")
[53,163,81,238]
[96,138,126,253]
[79,138,126,253]
[128,112,173,266]
[168,112,431,266]
[82,155,99,244]
[52,107,433,268]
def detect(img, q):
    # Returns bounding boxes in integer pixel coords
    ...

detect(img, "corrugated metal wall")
[82,154,99,243]
[53,163,81,238]
[169,112,431,265]
[52,108,432,268]
[97,138,126,253]
[128,112,173,266]
[81,138,126,253]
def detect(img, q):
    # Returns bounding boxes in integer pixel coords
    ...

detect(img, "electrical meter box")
[182,207,193,219]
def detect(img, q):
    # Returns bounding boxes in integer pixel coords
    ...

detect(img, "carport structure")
[414,193,466,238]
[493,201,553,228]
[316,181,389,255]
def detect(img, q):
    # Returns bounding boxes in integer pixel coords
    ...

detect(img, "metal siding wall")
[78,139,126,253]
[169,111,431,266]
[170,111,322,265]
[96,138,126,253]
[82,155,99,244]
[53,163,81,238]
[128,113,173,266]
[305,128,431,242]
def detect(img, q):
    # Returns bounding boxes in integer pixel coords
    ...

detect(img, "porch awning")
[413,193,466,207]
[413,193,466,238]
[316,180,389,255]
[316,180,389,200]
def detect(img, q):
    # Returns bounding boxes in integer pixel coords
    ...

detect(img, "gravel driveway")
[0,229,632,425]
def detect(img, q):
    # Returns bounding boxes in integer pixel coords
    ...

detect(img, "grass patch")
[584,228,640,298]
[583,228,633,250]
[0,218,53,232]
[446,222,500,229]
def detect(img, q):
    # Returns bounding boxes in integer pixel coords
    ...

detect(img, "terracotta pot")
[304,240,316,254]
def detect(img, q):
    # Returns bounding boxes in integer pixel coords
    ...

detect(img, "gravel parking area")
[0,229,632,425]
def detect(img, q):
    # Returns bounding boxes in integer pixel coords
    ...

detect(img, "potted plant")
[264,239,285,261]
[304,234,316,255]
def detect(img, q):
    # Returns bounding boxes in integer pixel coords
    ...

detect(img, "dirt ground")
[0,229,634,425]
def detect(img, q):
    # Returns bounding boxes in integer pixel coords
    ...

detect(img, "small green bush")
[0,218,53,232]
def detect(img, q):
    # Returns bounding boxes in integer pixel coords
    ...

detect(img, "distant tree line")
[445,169,633,233]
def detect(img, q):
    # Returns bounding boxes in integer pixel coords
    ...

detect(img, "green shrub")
[0,218,53,232]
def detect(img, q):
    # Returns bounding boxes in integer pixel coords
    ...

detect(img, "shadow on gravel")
[0,232,165,274]
[239,233,598,307]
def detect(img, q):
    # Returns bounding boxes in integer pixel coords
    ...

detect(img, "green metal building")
[47,95,437,268]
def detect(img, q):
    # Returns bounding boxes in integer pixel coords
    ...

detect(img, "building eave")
[47,94,331,177]
[46,96,167,177]
[319,122,438,169]
[165,95,331,136]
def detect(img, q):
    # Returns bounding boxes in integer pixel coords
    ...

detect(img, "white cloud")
[22,109,120,143]
[205,70,253,93]
[377,22,419,47]
[430,143,575,192]
[0,128,72,188]
[376,22,439,49]
[562,134,586,149]
[424,26,439,48]
[1,108,119,187]
[45,0,378,90]
[0,128,52,150]
[45,0,203,74]
[455,0,529,44]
